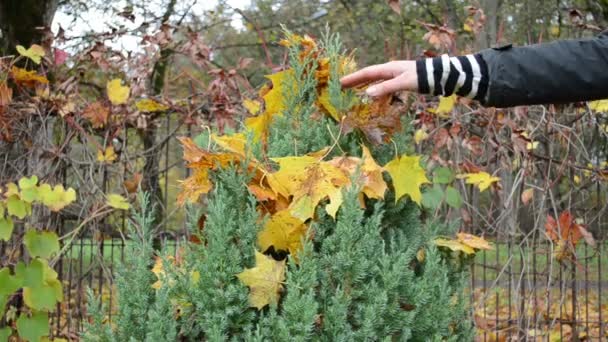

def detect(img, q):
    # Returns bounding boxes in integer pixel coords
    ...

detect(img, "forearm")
[417,31,608,108]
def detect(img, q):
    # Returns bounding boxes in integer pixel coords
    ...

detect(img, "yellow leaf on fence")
[106,194,130,210]
[10,67,48,87]
[135,98,168,112]
[435,233,492,255]
[237,251,286,310]
[434,238,475,255]
[457,172,500,192]
[589,99,608,113]
[106,79,130,105]
[456,233,493,251]
[16,44,45,64]
[97,146,117,164]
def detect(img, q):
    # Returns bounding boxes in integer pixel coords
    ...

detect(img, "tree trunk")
[477,0,500,49]
[0,0,59,54]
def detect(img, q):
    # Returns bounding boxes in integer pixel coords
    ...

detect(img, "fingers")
[365,74,411,97]
[340,62,402,88]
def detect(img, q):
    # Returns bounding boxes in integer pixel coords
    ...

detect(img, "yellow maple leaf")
[318,87,340,121]
[434,94,457,117]
[263,70,293,116]
[106,193,130,210]
[212,133,247,156]
[244,111,273,142]
[434,238,475,255]
[456,233,493,250]
[267,155,318,198]
[237,250,286,310]
[136,98,168,112]
[384,154,430,205]
[257,210,308,260]
[589,99,608,113]
[414,129,429,144]
[434,233,493,255]
[16,44,45,64]
[107,78,130,105]
[329,145,387,200]
[242,70,294,142]
[177,137,268,206]
[97,146,117,163]
[243,98,261,115]
[457,172,500,192]
[268,155,349,220]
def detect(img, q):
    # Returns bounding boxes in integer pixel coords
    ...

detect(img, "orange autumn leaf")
[82,101,110,128]
[10,67,49,88]
[545,210,595,248]
[178,137,269,205]
[123,173,142,194]
[343,95,401,145]
[177,168,212,205]
[329,145,387,200]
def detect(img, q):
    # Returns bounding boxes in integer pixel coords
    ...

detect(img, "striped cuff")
[416,54,489,102]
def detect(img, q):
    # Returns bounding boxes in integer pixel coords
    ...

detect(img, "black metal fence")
[46,221,608,340]
[2,113,606,341]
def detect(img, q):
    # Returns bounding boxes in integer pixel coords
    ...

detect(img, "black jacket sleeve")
[416,30,608,108]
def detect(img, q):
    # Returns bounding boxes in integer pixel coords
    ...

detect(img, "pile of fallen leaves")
[473,287,608,341]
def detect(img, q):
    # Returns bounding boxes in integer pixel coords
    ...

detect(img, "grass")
[473,241,608,283]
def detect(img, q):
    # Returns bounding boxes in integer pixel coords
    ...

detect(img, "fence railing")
[45,230,607,340]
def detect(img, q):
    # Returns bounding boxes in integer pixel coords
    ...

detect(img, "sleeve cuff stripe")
[473,54,489,102]
[416,59,430,94]
[455,56,473,97]
[432,57,443,96]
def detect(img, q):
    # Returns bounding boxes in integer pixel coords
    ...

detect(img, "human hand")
[340,60,418,97]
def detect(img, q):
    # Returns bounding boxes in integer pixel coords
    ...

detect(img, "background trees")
[0,0,607,340]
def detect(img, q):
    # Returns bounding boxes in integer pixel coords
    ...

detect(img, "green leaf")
[24,230,60,259]
[421,184,444,209]
[433,167,453,184]
[19,176,39,203]
[6,195,28,219]
[23,286,58,311]
[0,268,22,295]
[445,186,462,209]
[0,217,14,241]
[16,260,44,288]
[16,311,48,342]
[0,294,6,313]
[0,327,11,342]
